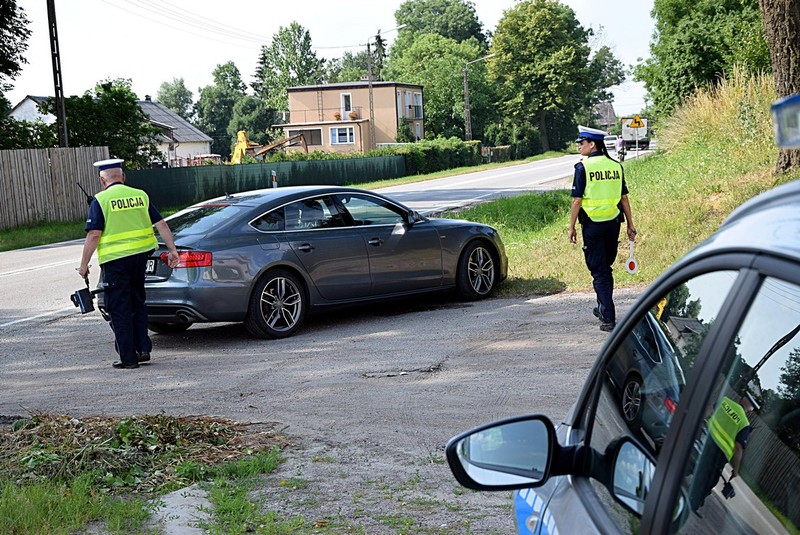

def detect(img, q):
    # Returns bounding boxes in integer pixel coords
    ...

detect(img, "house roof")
[8,95,53,117]
[667,316,706,337]
[137,100,212,144]
[288,81,423,92]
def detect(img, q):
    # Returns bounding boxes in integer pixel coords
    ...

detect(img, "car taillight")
[159,251,212,268]
[664,396,676,414]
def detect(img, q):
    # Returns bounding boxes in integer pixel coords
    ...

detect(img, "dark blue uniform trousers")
[581,219,620,323]
[101,251,152,365]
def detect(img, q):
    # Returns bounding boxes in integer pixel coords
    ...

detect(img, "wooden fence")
[0,146,108,230]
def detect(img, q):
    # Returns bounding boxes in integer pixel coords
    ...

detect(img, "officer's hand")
[568,227,577,244]
[627,226,637,241]
[77,264,90,278]
[166,250,180,268]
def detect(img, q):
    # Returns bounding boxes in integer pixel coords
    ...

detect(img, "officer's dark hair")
[593,138,622,163]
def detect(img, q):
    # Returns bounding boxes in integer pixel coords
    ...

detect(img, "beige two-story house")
[279,81,424,154]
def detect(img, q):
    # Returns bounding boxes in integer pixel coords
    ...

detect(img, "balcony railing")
[287,106,364,124]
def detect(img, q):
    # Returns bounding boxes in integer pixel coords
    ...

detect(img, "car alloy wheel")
[245,269,305,339]
[622,375,643,426]
[457,241,497,299]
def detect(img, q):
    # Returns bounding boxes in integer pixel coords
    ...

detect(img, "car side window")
[257,197,345,232]
[336,194,405,226]
[587,271,737,532]
[680,277,800,534]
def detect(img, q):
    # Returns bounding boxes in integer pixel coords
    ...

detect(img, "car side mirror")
[446,415,558,491]
[611,437,656,515]
[404,210,425,227]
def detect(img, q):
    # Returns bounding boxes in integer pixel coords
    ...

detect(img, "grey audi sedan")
[130,186,507,338]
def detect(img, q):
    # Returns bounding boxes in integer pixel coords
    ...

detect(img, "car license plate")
[145,259,157,275]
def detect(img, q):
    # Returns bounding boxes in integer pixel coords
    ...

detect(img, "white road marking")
[0,306,75,328]
[0,259,76,278]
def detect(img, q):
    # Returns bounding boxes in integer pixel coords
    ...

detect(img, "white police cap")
[577,125,607,142]
[93,158,125,171]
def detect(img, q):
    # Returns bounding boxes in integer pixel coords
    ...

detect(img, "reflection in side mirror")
[446,415,556,491]
[612,439,655,515]
[771,93,800,148]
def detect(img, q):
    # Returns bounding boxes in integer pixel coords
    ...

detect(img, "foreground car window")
[336,194,405,226]
[682,277,800,534]
[167,204,245,235]
[588,271,736,531]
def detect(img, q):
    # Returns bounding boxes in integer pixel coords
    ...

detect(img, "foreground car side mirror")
[446,415,558,491]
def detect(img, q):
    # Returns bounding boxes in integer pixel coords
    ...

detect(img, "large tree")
[0,0,31,94]
[489,0,594,152]
[635,0,770,118]
[393,0,488,51]
[156,78,194,122]
[227,95,280,147]
[252,22,325,111]
[41,79,162,169]
[195,62,247,157]
[324,51,370,83]
[385,34,492,139]
[759,0,800,173]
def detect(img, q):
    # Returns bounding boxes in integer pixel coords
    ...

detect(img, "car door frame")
[643,253,800,533]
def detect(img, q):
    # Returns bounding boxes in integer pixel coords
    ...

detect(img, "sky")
[8,0,655,117]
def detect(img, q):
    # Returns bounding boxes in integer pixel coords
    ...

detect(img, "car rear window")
[167,204,245,236]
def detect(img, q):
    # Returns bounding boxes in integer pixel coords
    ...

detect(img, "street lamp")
[365,25,406,150]
[463,53,495,141]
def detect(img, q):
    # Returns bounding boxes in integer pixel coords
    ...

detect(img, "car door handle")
[368,238,384,246]
[296,243,315,252]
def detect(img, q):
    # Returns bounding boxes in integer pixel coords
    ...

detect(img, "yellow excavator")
[230,130,308,163]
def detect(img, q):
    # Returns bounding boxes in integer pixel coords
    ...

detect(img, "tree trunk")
[759,0,800,173]
[539,108,550,152]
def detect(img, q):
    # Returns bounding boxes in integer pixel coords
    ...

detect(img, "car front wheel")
[245,269,306,339]
[456,241,497,300]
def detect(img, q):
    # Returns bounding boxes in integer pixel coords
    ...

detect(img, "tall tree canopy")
[252,22,325,111]
[324,51,370,83]
[195,62,247,157]
[227,95,279,147]
[489,0,594,152]
[635,0,770,118]
[156,78,194,122]
[0,0,31,94]
[393,0,488,50]
[41,79,161,169]
[385,34,492,139]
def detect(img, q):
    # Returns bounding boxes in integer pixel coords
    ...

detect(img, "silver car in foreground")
[134,186,507,339]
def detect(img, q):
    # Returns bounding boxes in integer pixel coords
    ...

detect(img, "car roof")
[680,179,800,264]
[194,185,383,209]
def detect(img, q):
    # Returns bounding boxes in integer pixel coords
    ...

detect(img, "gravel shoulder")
[2,287,641,533]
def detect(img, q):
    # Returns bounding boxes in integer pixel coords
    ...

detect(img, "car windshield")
[167,204,246,236]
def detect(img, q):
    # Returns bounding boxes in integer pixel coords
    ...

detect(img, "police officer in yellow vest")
[78,159,180,369]
[568,126,636,331]
[689,393,756,515]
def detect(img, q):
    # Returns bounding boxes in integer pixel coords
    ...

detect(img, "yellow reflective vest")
[709,396,750,462]
[582,156,623,222]
[95,184,158,265]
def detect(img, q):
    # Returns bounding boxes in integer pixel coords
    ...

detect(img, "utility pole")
[463,54,495,141]
[47,0,68,147]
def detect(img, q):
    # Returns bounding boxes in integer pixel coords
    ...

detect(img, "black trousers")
[581,218,621,323]
[101,251,152,365]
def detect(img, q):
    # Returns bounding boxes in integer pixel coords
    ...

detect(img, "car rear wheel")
[147,322,192,334]
[245,269,305,339]
[456,241,497,300]
[621,374,644,427]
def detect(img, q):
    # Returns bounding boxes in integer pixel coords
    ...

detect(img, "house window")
[341,93,352,116]
[397,90,402,118]
[413,92,423,119]
[330,126,355,145]
[287,129,322,146]
[405,91,412,118]
[415,123,421,141]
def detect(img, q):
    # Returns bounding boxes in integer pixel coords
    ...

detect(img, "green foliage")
[0,0,31,93]
[156,77,194,121]
[195,62,247,157]
[40,79,162,169]
[634,0,769,118]
[227,95,279,147]
[392,0,488,56]
[396,119,416,143]
[0,116,57,149]
[385,34,489,139]
[252,22,325,111]
[384,136,481,174]
[324,50,370,83]
[489,0,607,152]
